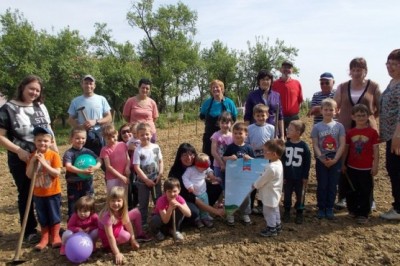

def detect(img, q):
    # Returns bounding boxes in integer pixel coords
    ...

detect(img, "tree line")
[0,0,298,125]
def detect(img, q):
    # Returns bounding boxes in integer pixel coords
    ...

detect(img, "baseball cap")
[281,60,293,67]
[319,72,334,80]
[82,74,95,82]
[33,126,53,137]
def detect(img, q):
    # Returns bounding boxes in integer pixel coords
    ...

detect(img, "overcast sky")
[1,0,399,99]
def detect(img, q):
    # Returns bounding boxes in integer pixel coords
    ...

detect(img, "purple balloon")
[65,232,93,263]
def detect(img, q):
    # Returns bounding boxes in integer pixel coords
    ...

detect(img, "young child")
[98,186,141,265]
[223,122,255,226]
[246,104,275,214]
[149,178,191,242]
[282,120,311,224]
[211,111,234,189]
[100,124,131,193]
[26,127,62,250]
[63,127,102,219]
[126,123,140,209]
[182,153,215,228]
[60,195,98,255]
[133,122,164,226]
[311,98,346,219]
[342,104,379,224]
[253,139,285,237]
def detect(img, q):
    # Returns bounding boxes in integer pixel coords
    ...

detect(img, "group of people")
[0,48,400,264]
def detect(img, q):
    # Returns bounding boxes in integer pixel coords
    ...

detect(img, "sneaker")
[356,216,368,224]
[326,208,335,220]
[275,223,282,234]
[380,208,400,220]
[371,201,376,211]
[317,209,325,219]
[155,231,165,241]
[283,211,291,223]
[174,231,184,243]
[295,213,304,224]
[136,233,153,243]
[202,218,214,228]
[242,215,252,225]
[226,215,235,226]
[260,227,277,237]
[195,219,205,229]
[24,232,40,244]
[335,199,347,209]
[252,206,263,215]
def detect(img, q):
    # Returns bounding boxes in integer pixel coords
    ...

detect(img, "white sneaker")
[335,199,347,209]
[242,215,252,225]
[226,215,235,226]
[380,208,400,220]
[371,201,376,211]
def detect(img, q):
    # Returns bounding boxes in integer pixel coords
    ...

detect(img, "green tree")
[127,0,198,112]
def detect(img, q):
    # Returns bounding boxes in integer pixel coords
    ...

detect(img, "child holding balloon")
[63,127,102,219]
[100,124,131,193]
[98,186,140,265]
[26,127,63,251]
[60,195,98,255]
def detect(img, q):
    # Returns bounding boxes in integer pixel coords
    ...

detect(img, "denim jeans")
[66,180,94,219]
[386,140,400,212]
[316,159,341,210]
[136,181,162,225]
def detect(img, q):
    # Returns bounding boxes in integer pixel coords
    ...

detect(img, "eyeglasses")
[386,61,400,67]
[320,81,330,86]
[121,130,130,135]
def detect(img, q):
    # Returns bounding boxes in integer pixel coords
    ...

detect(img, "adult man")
[272,61,303,134]
[67,75,112,155]
[308,72,336,125]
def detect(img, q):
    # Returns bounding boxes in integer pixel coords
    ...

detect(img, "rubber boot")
[35,227,49,251]
[50,223,62,248]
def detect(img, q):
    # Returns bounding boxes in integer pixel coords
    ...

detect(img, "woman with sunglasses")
[333,57,381,209]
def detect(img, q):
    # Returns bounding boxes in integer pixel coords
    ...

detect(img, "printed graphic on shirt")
[285,147,304,167]
[322,135,337,152]
[351,135,369,155]
[35,161,52,188]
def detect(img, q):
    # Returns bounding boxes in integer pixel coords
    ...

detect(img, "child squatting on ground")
[182,152,215,228]
[26,126,63,251]
[63,127,101,219]
[60,195,98,255]
[311,98,346,220]
[253,139,285,237]
[342,104,379,224]
[149,178,192,242]
[98,186,141,265]
[282,120,311,224]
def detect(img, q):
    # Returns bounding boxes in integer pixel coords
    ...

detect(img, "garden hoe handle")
[13,170,37,263]
[275,103,280,138]
[77,106,89,122]
[172,209,176,244]
[300,181,307,210]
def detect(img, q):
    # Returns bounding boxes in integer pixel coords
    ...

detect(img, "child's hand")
[169,199,179,209]
[114,253,124,265]
[120,175,129,185]
[124,167,131,177]
[130,237,140,250]
[82,167,94,176]
[187,187,195,194]
[144,178,155,188]
[371,165,378,176]
[35,152,46,164]
[227,155,237,161]
[243,154,253,161]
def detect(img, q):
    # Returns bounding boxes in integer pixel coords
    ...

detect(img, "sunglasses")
[121,129,131,135]
[320,81,330,85]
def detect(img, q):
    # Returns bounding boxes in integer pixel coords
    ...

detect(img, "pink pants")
[99,208,143,248]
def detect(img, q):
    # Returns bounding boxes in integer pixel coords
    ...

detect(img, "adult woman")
[0,75,58,242]
[169,143,225,228]
[123,78,159,143]
[199,80,237,163]
[244,69,284,138]
[380,49,400,220]
[334,57,381,208]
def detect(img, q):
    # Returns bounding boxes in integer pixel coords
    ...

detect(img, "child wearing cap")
[26,127,63,251]
[182,153,216,228]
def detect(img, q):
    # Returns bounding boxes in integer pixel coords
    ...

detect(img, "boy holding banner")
[253,139,285,237]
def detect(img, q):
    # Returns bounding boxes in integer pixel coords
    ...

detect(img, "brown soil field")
[0,117,399,265]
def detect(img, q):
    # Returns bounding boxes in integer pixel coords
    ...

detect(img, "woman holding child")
[169,143,225,228]
[0,75,58,243]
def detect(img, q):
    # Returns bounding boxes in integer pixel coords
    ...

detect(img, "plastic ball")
[65,232,93,263]
[73,154,97,179]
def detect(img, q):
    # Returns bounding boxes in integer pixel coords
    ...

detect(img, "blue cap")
[32,126,53,137]
[320,72,334,80]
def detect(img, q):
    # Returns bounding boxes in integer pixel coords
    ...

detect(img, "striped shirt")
[311,90,336,124]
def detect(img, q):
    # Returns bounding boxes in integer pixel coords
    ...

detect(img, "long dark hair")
[168,143,197,178]
[15,75,44,104]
